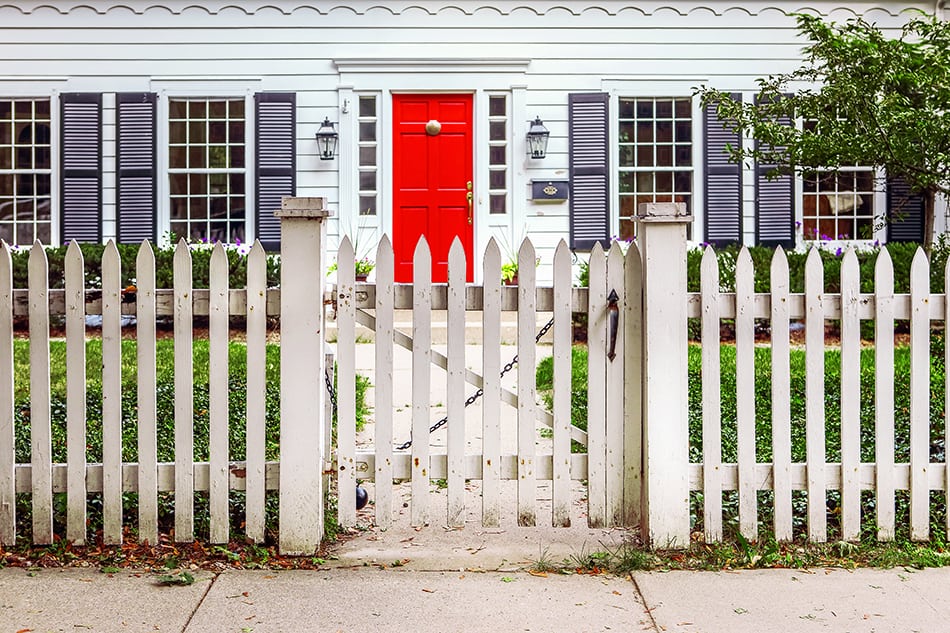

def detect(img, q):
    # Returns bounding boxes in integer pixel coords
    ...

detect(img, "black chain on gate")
[323,316,557,451]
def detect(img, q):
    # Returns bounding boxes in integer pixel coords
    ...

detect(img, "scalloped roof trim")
[0,3,924,17]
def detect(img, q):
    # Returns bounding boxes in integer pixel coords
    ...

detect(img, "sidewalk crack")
[630,573,661,632]
[181,572,219,632]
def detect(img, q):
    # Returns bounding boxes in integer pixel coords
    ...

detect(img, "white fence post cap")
[276,197,331,219]
[636,202,691,223]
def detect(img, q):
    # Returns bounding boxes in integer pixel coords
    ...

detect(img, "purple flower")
[835,247,842,257]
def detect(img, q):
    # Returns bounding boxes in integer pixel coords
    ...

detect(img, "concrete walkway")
[2,561,948,632]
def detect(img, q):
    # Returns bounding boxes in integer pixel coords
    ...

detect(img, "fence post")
[636,202,690,549]
[277,197,329,555]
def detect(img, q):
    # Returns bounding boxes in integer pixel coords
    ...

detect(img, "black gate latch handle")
[607,289,619,361]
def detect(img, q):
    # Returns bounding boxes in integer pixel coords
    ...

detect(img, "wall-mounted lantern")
[315,117,339,160]
[526,116,550,159]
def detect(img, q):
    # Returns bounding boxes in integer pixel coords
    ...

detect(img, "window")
[358,95,378,216]
[0,98,52,244]
[168,98,246,243]
[488,95,508,214]
[617,97,692,240]
[802,169,876,240]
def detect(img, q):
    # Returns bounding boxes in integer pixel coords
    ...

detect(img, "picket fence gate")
[2,199,949,553]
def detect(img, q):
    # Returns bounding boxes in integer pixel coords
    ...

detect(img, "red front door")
[392,94,474,282]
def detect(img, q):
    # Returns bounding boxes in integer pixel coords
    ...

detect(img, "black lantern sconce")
[315,117,339,160]
[526,116,550,159]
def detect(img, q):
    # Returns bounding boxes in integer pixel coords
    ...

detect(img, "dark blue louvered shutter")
[703,93,742,245]
[886,176,925,243]
[116,92,157,243]
[569,93,609,250]
[60,93,102,243]
[255,92,296,250]
[754,96,795,248]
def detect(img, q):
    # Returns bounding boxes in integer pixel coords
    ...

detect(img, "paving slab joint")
[181,572,219,632]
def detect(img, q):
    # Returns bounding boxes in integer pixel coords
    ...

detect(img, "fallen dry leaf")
[528,570,548,578]
[422,588,435,593]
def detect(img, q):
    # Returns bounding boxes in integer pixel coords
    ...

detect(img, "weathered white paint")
[551,240,572,528]
[0,244,13,545]
[605,242,625,527]
[411,238,432,528]
[874,248,896,541]
[336,237,357,528]
[277,198,328,555]
[481,239,502,527]
[586,243,607,528]
[136,241,159,545]
[373,236,395,530]
[909,248,929,541]
[769,247,792,541]
[700,246,722,543]
[245,241,268,543]
[64,241,87,544]
[804,249,826,543]
[839,248,861,542]
[735,247,756,542]
[516,238,537,527]
[28,242,52,545]
[173,239,195,542]
[101,241,123,544]
[446,239,466,527]
[637,203,690,549]
[208,243,230,544]
[622,242,643,529]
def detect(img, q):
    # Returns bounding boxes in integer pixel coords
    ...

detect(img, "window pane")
[0,174,11,195]
[189,121,206,144]
[209,101,227,119]
[489,96,506,117]
[674,171,692,191]
[489,170,506,189]
[189,146,206,169]
[0,121,9,145]
[489,121,506,141]
[656,145,673,167]
[489,146,506,165]
[636,122,652,143]
[359,171,376,191]
[359,96,376,118]
[229,146,245,169]
[35,222,50,243]
[619,171,635,193]
[229,173,245,194]
[171,198,188,219]
[619,145,634,167]
[675,122,691,143]
[656,100,673,118]
[656,121,673,143]
[0,149,9,170]
[169,146,187,169]
[490,193,506,214]
[188,101,206,119]
[359,122,376,142]
[229,99,244,119]
[619,99,635,119]
[169,100,187,118]
[619,195,635,217]
[209,121,226,144]
[656,172,673,192]
[15,223,33,245]
[637,146,653,167]
[359,195,376,216]
[359,146,376,166]
[209,146,227,169]
[619,122,634,143]
[675,145,692,167]
[34,100,50,119]
[34,146,50,170]
[636,100,653,118]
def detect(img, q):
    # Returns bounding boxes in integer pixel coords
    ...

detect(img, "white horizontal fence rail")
[332,235,639,530]
[693,244,949,544]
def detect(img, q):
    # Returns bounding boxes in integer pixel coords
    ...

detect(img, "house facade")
[0,0,945,282]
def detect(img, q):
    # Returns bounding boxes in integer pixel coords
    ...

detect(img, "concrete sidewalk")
[2,562,948,632]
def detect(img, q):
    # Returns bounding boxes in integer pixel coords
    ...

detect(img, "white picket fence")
[0,239,280,548]
[691,245,949,544]
[3,197,949,552]
[332,234,639,530]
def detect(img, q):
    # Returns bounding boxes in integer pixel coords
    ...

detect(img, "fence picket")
[770,247,792,541]
[481,239,502,526]
[64,242,86,544]
[337,237,357,528]
[28,241,52,544]
[623,242,643,528]
[0,243,12,545]
[839,248,861,541]
[174,239,194,542]
[909,248,929,541]
[804,248,826,542]
[245,241,267,542]
[101,241,123,544]
[946,255,950,538]
[209,243,230,544]
[136,241,158,545]
[586,243,607,528]
[700,247,722,542]
[874,249,895,541]
[446,239,466,527]
[735,247,757,542]
[606,242,625,527]
[374,236,395,529]
[411,239,432,527]
[517,238,537,527]
[552,240,572,527]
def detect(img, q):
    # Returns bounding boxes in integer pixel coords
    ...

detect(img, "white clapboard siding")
[101,241,123,545]
[700,247,722,542]
[551,240,572,528]
[735,247,756,541]
[446,239,466,528]
[481,239,502,527]
[64,241,87,544]
[336,237,357,528]
[839,248,861,541]
[374,236,395,529]
[29,241,52,545]
[605,242,625,527]
[909,248,930,541]
[586,243,607,528]
[517,238,537,527]
[770,247,793,541]
[208,243,230,544]
[0,243,12,545]
[245,241,267,543]
[804,248,826,542]
[174,239,194,542]
[411,238,432,527]
[136,241,159,545]
[622,242,643,528]
[874,248,896,541]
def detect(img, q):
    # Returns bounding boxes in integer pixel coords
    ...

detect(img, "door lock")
[466,191,474,224]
